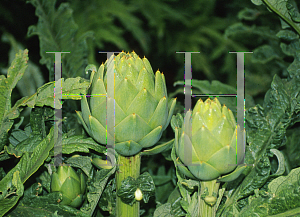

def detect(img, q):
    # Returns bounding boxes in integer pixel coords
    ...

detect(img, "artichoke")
[174,97,244,181]
[76,51,176,156]
[51,165,86,208]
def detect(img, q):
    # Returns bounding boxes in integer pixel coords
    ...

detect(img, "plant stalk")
[199,179,220,217]
[116,153,141,217]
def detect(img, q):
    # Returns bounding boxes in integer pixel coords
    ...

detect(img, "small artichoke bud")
[50,165,86,208]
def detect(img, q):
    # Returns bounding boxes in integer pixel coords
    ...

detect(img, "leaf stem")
[199,179,220,217]
[116,153,141,217]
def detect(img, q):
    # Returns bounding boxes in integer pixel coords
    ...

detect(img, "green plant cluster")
[0,0,300,216]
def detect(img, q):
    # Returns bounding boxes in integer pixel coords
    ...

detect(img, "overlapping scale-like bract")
[77,51,176,156]
[175,98,244,181]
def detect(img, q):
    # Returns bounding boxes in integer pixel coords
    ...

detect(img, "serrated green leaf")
[251,0,264,6]
[54,135,106,156]
[38,171,52,193]
[97,178,116,214]
[80,167,116,216]
[0,171,24,217]
[10,77,89,110]
[30,107,46,137]
[252,45,280,64]
[0,49,28,151]
[9,128,30,147]
[0,126,54,216]
[239,168,300,216]
[260,0,300,35]
[27,0,92,80]
[218,61,300,215]
[6,192,88,217]
[153,203,173,217]
[238,8,261,21]
[286,0,300,22]
[276,29,299,41]
[2,33,45,99]
[66,155,93,178]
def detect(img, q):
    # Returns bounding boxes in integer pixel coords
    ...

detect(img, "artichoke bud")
[77,51,176,156]
[175,98,245,181]
[50,165,86,208]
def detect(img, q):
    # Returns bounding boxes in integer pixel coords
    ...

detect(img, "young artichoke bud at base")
[50,165,86,208]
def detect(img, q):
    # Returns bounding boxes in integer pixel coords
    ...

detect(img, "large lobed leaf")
[251,0,300,35]
[239,167,300,216]
[27,0,93,80]
[218,55,300,215]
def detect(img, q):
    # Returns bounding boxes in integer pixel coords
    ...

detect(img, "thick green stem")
[116,153,141,217]
[199,179,220,217]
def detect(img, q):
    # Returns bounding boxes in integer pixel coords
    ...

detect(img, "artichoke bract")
[77,51,176,156]
[175,98,244,181]
[51,165,86,208]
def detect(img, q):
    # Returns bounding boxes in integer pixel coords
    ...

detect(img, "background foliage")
[0,0,300,216]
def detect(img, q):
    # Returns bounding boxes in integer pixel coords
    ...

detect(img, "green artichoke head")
[77,51,176,156]
[51,165,86,208]
[175,98,245,181]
